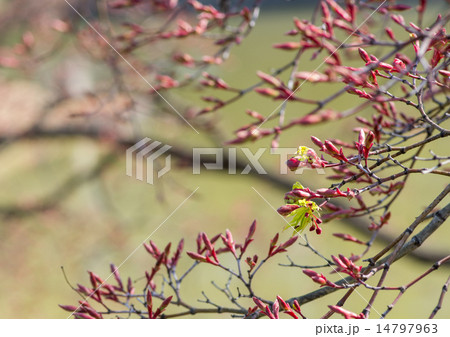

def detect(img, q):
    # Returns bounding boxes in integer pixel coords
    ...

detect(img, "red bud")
[277,204,300,216]
[324,140,339,154]
[333,233,365,244]
[286,157,300,170]
[385,27,396,41]
[257,71,282,87]
[273,42,303,50]
[59,304,79,312]
[358,48,370,63]
[186,251,207,262]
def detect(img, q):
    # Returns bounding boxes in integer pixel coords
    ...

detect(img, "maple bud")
[325,0,352,22]
[385,27,396,41]
[186,251,207,262]
[303,269,327,285]
[417,0,426,14]
[328,305,363,319]
[365,131,375,148]
[273,42,303,50]
[391,14,405,26]
[311,136,324,149]
[333,233,365,244]
[255,87,279,97]
[358,129,366,145]
[324,140,339,154]
[257,71,282,87]
[358,48,370,63]
[286,157,300,170]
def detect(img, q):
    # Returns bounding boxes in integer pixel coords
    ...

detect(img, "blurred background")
[0,0,449,318]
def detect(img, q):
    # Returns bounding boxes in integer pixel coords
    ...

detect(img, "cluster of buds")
[251,297,279,319]
[108,0,218,48]
[59,264,136,318]
[355,46,425,91]
[368,211,391,231]
[355,20,448,89]
[278,190,323,234]
[346,87,374,100]
[355,111,391,144]
[220,229,237,258]
[156,0,256,39]
[200,72,229,90]
[328,305,365,319]
[160,18,205,38]
[311,136,349,162]
[172,53,195,67]
[255,71,304,101]
[245,255,258,271]
[146,291,172,319]
[295,71,330,83]
[144,239,184,290]
[286,146,327,171]
[187,220,257,265]
[333,65,374,89]
[198,72,231,108]
[267,233,298,258]
[224,126,272,144]
[291,109,340,126]
[358,47,397,74]
[111,0,255,70]
[82,270,125,303]
[59,301,103,319]
[355,129,375,164]
[271,0,361,65]
[276,296,305,319]
[144,239,184,269]
[154,74,179,90]
[284,186,356,202]
[250,296,304,319]
[331,254,362,280]
[187,232,221,266]
[188,0,226,21]
[303,269,341,288]
[61,221,303,319]
[186,221,300,273]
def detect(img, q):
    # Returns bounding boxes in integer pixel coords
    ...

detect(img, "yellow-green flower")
[280,182,322,235]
